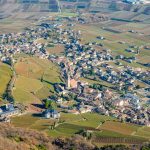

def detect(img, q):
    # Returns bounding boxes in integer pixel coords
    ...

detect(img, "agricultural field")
[72,113,116,128]
[0,62,12,100]
[11,113,55,131]
[12,56,63,105]
[135,126,150,139]
[48,113,150,141]
[0,18,34,34]
[99,121,139,135]
[76,22,149,46]
[46,44,65,55]
[12,112,150,144]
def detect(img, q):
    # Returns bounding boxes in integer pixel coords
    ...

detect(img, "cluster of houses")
[0,16,149,126]
[68,14,109,24]
[48,24,150,126]
[43,71,150,125]
[125,68,150,85]
[0,22,64,64]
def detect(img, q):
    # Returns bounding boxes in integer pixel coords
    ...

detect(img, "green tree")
[45,100,50,109]
[45,100,57,110]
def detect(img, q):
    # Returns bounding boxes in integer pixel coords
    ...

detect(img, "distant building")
[124,0,147,4]
[70,79,78,89]
[112,99,126,107]
[0,104,20,119]
[43,109,60,119]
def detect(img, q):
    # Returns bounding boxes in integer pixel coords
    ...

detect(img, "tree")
[36,144,47,150]
[69,93,76,100]
[136,85,141,89]
[45,100,50,109]
[141,144,150,150]
[89,68,94,76]
[99,144,130,150]
[45,99,57,110]
[77,129,92,140]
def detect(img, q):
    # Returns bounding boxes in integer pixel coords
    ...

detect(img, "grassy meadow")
[0,62,12,100]
[12,56,62,105]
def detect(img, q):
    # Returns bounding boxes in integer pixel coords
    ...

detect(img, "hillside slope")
[0,0,150,15]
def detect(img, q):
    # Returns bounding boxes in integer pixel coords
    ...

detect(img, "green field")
[12,56,62,105]
[135,126,150,139]
[0,62,12,100]
[11,113,55,131]
[48,113,150,142]
[72,113,116,128]
[99,121,139,135]
[12,112,150,144]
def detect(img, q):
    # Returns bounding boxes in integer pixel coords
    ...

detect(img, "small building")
[112,99,124,107]
[70,79,78,89]
[43,109,60,119]
[56,98,63,104]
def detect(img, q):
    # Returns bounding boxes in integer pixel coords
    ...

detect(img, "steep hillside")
[0,0,59,14]
[0,0,150,15]
[0,123,95,150]
[0,123,55,150]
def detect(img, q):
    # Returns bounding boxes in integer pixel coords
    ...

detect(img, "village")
[0,16,149,127]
